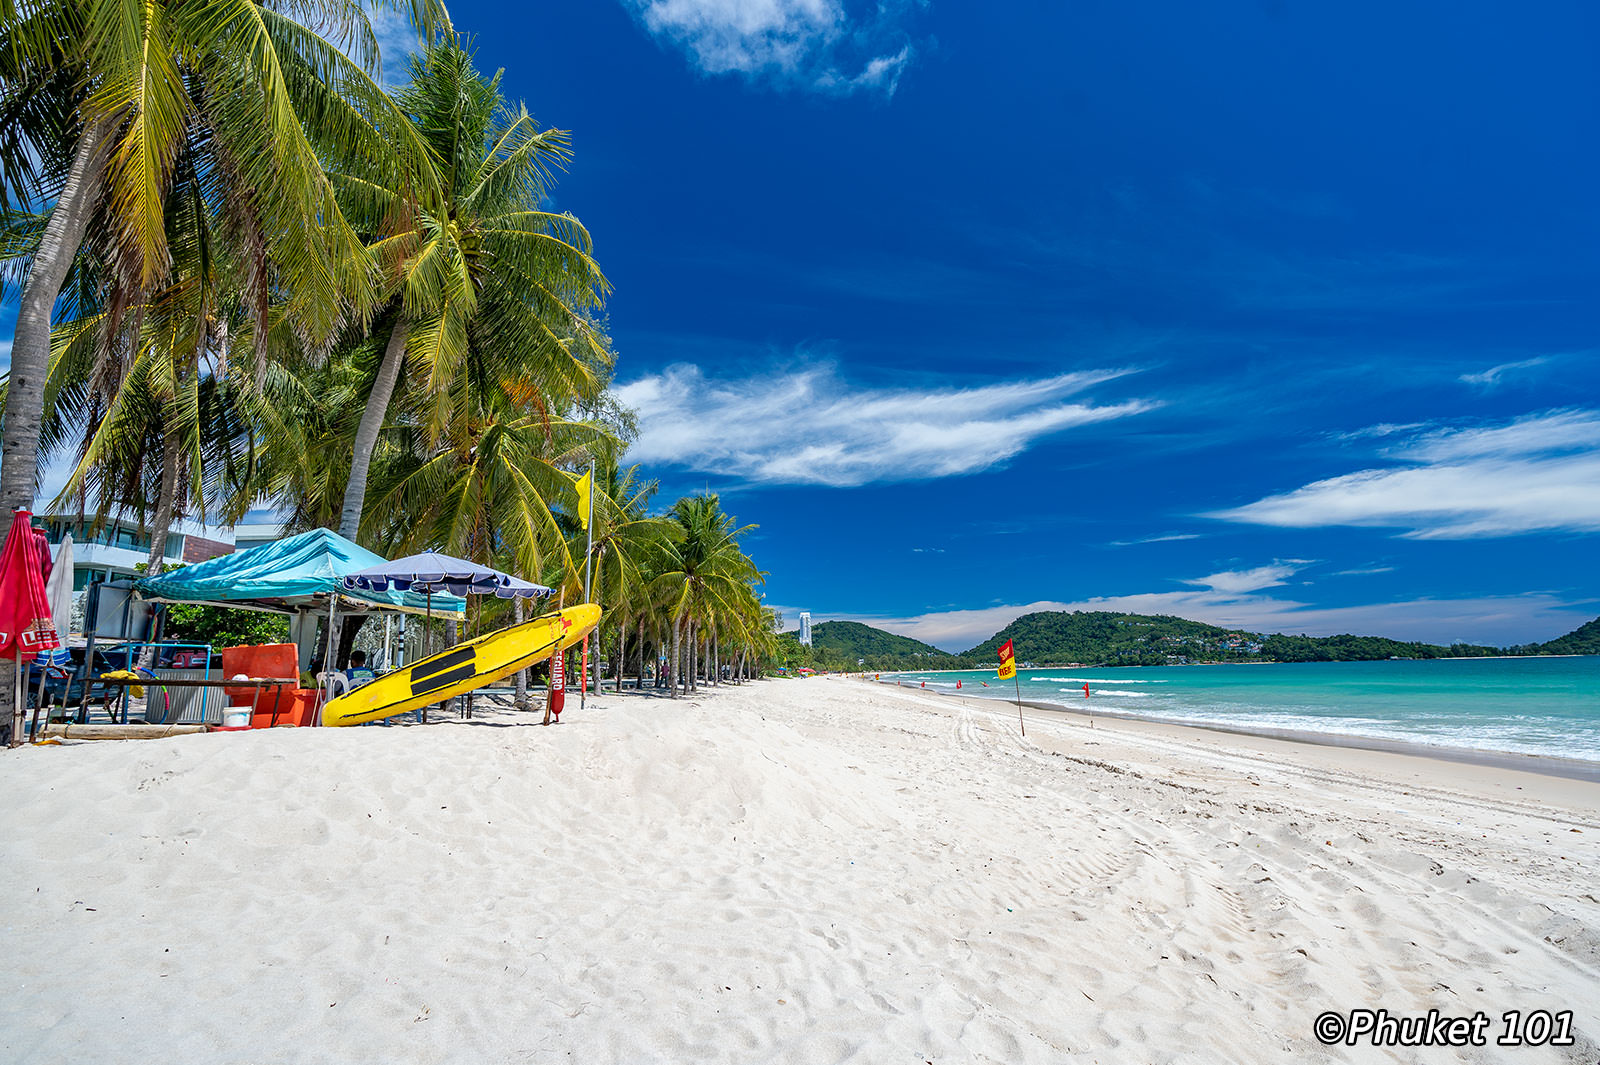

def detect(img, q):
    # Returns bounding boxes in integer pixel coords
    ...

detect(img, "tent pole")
[321,595,337,726]
[422,589,432,724]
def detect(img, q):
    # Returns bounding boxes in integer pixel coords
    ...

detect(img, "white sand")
[3,676,1597,1064]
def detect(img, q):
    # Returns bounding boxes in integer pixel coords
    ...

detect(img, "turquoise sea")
[886,656,1599,765]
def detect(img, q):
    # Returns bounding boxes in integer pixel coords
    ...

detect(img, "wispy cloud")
[623,0,921,95]
[1459,356,1552,389]
[820,586,1592,652]
[361,2,424,86]
[1181,563,1305,596]
[1110,532,1202,546]
[1215,410,1600,539]
[615,362,1155,486]
[0,339,11,376]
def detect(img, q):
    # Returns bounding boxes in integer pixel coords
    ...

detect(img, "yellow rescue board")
[322,604,600,727]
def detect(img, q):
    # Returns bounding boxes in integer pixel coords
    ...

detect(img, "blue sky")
[14,1,1600,650]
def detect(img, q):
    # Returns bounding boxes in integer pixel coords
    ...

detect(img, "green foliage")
[1535,616,1600,656]
[1258,634,1501,663]
[962,611,1262,667]
[799,621,963,672]
[954,610,1596,667]
[161,603,288,650]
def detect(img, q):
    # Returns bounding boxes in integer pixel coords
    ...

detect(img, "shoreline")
[875,677,1600,786]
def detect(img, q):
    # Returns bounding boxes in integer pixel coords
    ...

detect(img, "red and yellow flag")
[996,638,1017,681]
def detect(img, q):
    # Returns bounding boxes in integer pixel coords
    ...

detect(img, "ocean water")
[885,656,1600,764]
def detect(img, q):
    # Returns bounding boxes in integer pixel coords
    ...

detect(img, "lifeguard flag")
[574,468,593,531]
[996,639,1017,680]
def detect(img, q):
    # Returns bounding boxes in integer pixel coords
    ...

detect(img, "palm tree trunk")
[616,613,626,694]
[688,618,697,693]
[669,609,682,698]
[513,596,528,709]
[338,316,409,541]
[636,616,646,690]
[1,117,111,517]
[144,428,183,578]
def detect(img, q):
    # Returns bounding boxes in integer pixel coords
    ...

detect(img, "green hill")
[810,621,949,661]
[1538,616,1600,655]
[776,620,963,671]
[962,611,1262,667]
[959,610,1515,666]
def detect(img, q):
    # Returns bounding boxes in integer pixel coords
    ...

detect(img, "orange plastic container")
[221,643,299,721]
[248,688,317,728]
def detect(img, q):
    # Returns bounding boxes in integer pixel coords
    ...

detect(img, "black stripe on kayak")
[412,661,477,696]
[412,646,475,682]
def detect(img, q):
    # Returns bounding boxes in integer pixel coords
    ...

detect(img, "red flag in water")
[0,510,60,662]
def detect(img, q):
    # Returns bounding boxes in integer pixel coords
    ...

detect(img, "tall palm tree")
[0,0,449,516]
[332,40,610,543]
[651,493,761,697]
[563,460,680,694]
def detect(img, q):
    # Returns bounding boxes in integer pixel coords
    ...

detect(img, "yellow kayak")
[322,604,600,727]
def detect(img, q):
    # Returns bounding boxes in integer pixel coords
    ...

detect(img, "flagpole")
[1014,671,1024,737]
[580,461,595,709]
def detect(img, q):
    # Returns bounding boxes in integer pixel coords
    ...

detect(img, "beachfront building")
[37,512,236,592]
[799,612,812,647]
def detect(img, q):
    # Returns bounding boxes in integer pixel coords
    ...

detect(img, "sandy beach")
[2,676,1596,1064]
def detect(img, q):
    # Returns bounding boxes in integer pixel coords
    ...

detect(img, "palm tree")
[650,493,761,697]
[0,0,449,516]
[332,40,610,544]
[562,460,680,694]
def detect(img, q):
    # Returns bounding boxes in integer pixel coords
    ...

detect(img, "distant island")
[779,612,1600,673]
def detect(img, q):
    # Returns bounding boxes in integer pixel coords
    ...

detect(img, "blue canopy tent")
[136,529,465,682]
[137,529,465,618]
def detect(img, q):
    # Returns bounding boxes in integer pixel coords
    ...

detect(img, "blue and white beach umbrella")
[342,551,550,599]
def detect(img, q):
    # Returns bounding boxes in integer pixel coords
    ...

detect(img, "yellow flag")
[575,468,593,531]
[996,639,1017,680]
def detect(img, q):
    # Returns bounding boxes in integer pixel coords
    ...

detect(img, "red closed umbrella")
[2,510,60,745]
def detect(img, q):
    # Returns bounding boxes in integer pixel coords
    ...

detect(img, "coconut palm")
[562,460,681,693]
[650,493,761,697]
[332,40,610,544]
[0,0,449,516]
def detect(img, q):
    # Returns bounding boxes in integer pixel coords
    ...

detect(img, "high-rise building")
[798,612,812,647]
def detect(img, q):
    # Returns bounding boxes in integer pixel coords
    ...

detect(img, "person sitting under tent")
[344,651,376,689]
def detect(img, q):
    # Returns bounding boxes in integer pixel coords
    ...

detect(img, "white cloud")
[624,0,919,95]
[1110,532,1202,546]
[614,362,1154,486]
[1216,410,1600,539]
[1181,563,1303,595]
[362,3,424,86]
[0,339,10,375]
[1459,356,1551,389]
[819,588,1592,653]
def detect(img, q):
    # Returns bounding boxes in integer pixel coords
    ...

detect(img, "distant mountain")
[1539,616,1600,655]
[962,611,1261,667]
[812,617,947,658]
[960,610,1515,666]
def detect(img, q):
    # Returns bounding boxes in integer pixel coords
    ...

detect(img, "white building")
[38,513,238,593]
[798,612,812,647]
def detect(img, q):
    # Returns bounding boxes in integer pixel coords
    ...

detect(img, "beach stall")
[134,528,464,726]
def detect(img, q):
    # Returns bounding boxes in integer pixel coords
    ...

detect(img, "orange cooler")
[221,643,300,723]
